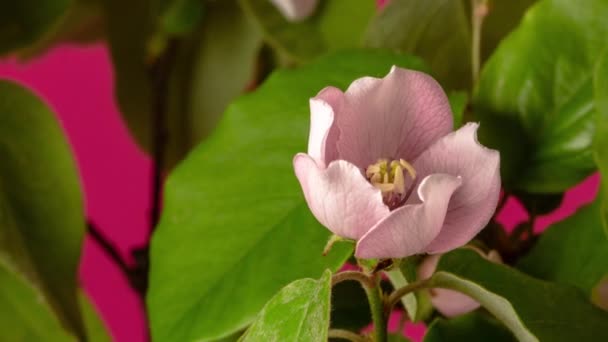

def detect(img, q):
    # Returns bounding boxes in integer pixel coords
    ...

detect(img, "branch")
[387,278,432,310]
[327,329,369,342]
[87,221,130,276]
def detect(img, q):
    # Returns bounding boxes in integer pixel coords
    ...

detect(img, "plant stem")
[471,0,489,84]
[365,276,387,342]
[387,278,432,310]
[327,329,369,342]
[331,270,375,289]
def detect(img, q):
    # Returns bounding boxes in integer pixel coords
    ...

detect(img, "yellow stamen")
[365,158,417,207]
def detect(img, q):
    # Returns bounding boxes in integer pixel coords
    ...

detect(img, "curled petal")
[355,174,462,259]
[336,66,453,168]
[308,86,344,166]
[270,0,318,21]
[293,153,389,239]
[413,123,501,254]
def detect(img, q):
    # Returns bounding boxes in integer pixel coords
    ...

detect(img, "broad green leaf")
[0,81,85,338]
[435,249,608,342]
[364,0,471,90]
[0,0,71,54]
[241,270,332,342]
[165,0,262,167]
[147,50,427,341]
[474,0,608,192]
[448,91,468,128]
[594,48,608,237]
[424,312,515,342]
[0,262,74,341]
[517,198,608,295]
[240,0,375,63]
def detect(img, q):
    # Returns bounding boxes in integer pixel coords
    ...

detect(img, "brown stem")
[331,271,374,289]
[387,278,432,310]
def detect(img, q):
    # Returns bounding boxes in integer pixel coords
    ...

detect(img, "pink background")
[0,44,598,341]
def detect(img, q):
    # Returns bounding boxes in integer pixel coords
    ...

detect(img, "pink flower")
[270,0,318,22]
[418,250,502,317]
[293,67,500,259]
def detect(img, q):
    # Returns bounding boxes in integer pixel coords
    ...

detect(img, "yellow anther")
[366,158,417,204]
[399,159,417,180]
[393,165,405,194]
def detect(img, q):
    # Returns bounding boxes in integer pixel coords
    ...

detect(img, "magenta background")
[0,44,599,341]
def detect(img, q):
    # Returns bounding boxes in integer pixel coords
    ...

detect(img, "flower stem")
[365,276,387,342]
[387,278,432,310]
[471,0,489,84]
[328,329,369,342]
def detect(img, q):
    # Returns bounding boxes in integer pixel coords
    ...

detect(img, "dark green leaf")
[388,333,412,342]
[364,0,471,90]
[517,198,608,295]
[436,249,608,342]
[165,0,262,166]
[79,292,111,342]
[0,0,71,54]
[241,270,332,342]
[160,0,204,35]
[424,312,515,342]
[475,0,608,192]
[593,48,608,237]
[0,80,85,338]
[147,50,427,341]
[240,0,375,63]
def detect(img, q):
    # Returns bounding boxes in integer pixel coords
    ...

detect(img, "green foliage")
[364,0,471,90]
[0,81,86,338]
[594,49,608,236]
[241,270,332,342]
[517,198,608,296]
[424,312,515,342]
[475,0,608,193]
[147,50,427,341]
[240,0,375,63]
[448,91,469,128]
[436,249,608,342]
[0,0,71,54]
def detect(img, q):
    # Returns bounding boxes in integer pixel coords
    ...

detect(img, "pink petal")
[355,174,462,259]
[270,0,318,21]
[293,153,389,239]
[336,66,453,169]
[412,123,500,254]
[418,254,480,317]
[308,86,344,167]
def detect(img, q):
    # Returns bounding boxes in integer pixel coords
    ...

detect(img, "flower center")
[366,158,416,209]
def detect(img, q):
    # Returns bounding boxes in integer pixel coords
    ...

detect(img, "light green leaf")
[0,0,71,54]
[475,0,608,192]
[79,292,111,342]
[517,198,608,295]
[240,0,375,63]
[364,0,471,90]
[593,48,608,237]
[435,249,608,342]
[448,91,468,128]
[0,80,85,338]
[147,50,427,341]
[424,312,515,342]
[241,270,332,342]
[165,0,262,166]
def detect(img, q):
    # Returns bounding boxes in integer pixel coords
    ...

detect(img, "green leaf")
[517,198,608,295]
[79,292,111,342]
[448,91,468,128]
[241,270,332,342]
[160,0,204,35]
[424,312,515,342]
[147,50,427,341]
[388,334,412,342]
[474,0,608,193]
[364,0,471,90]
[0,263,74,341]
[435,249,608,342]
[593,48,608,237]
[240,0,375,63]
[165,0,262,167]
[0,81,85,338]
[0,0,71,54]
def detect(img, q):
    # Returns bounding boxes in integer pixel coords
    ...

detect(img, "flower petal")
[293,153,389,239]
[412,123,500,254]
[336,66,453,169]
[355,174,462,259]
[308,86,344,166]
[270,0,317,21]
